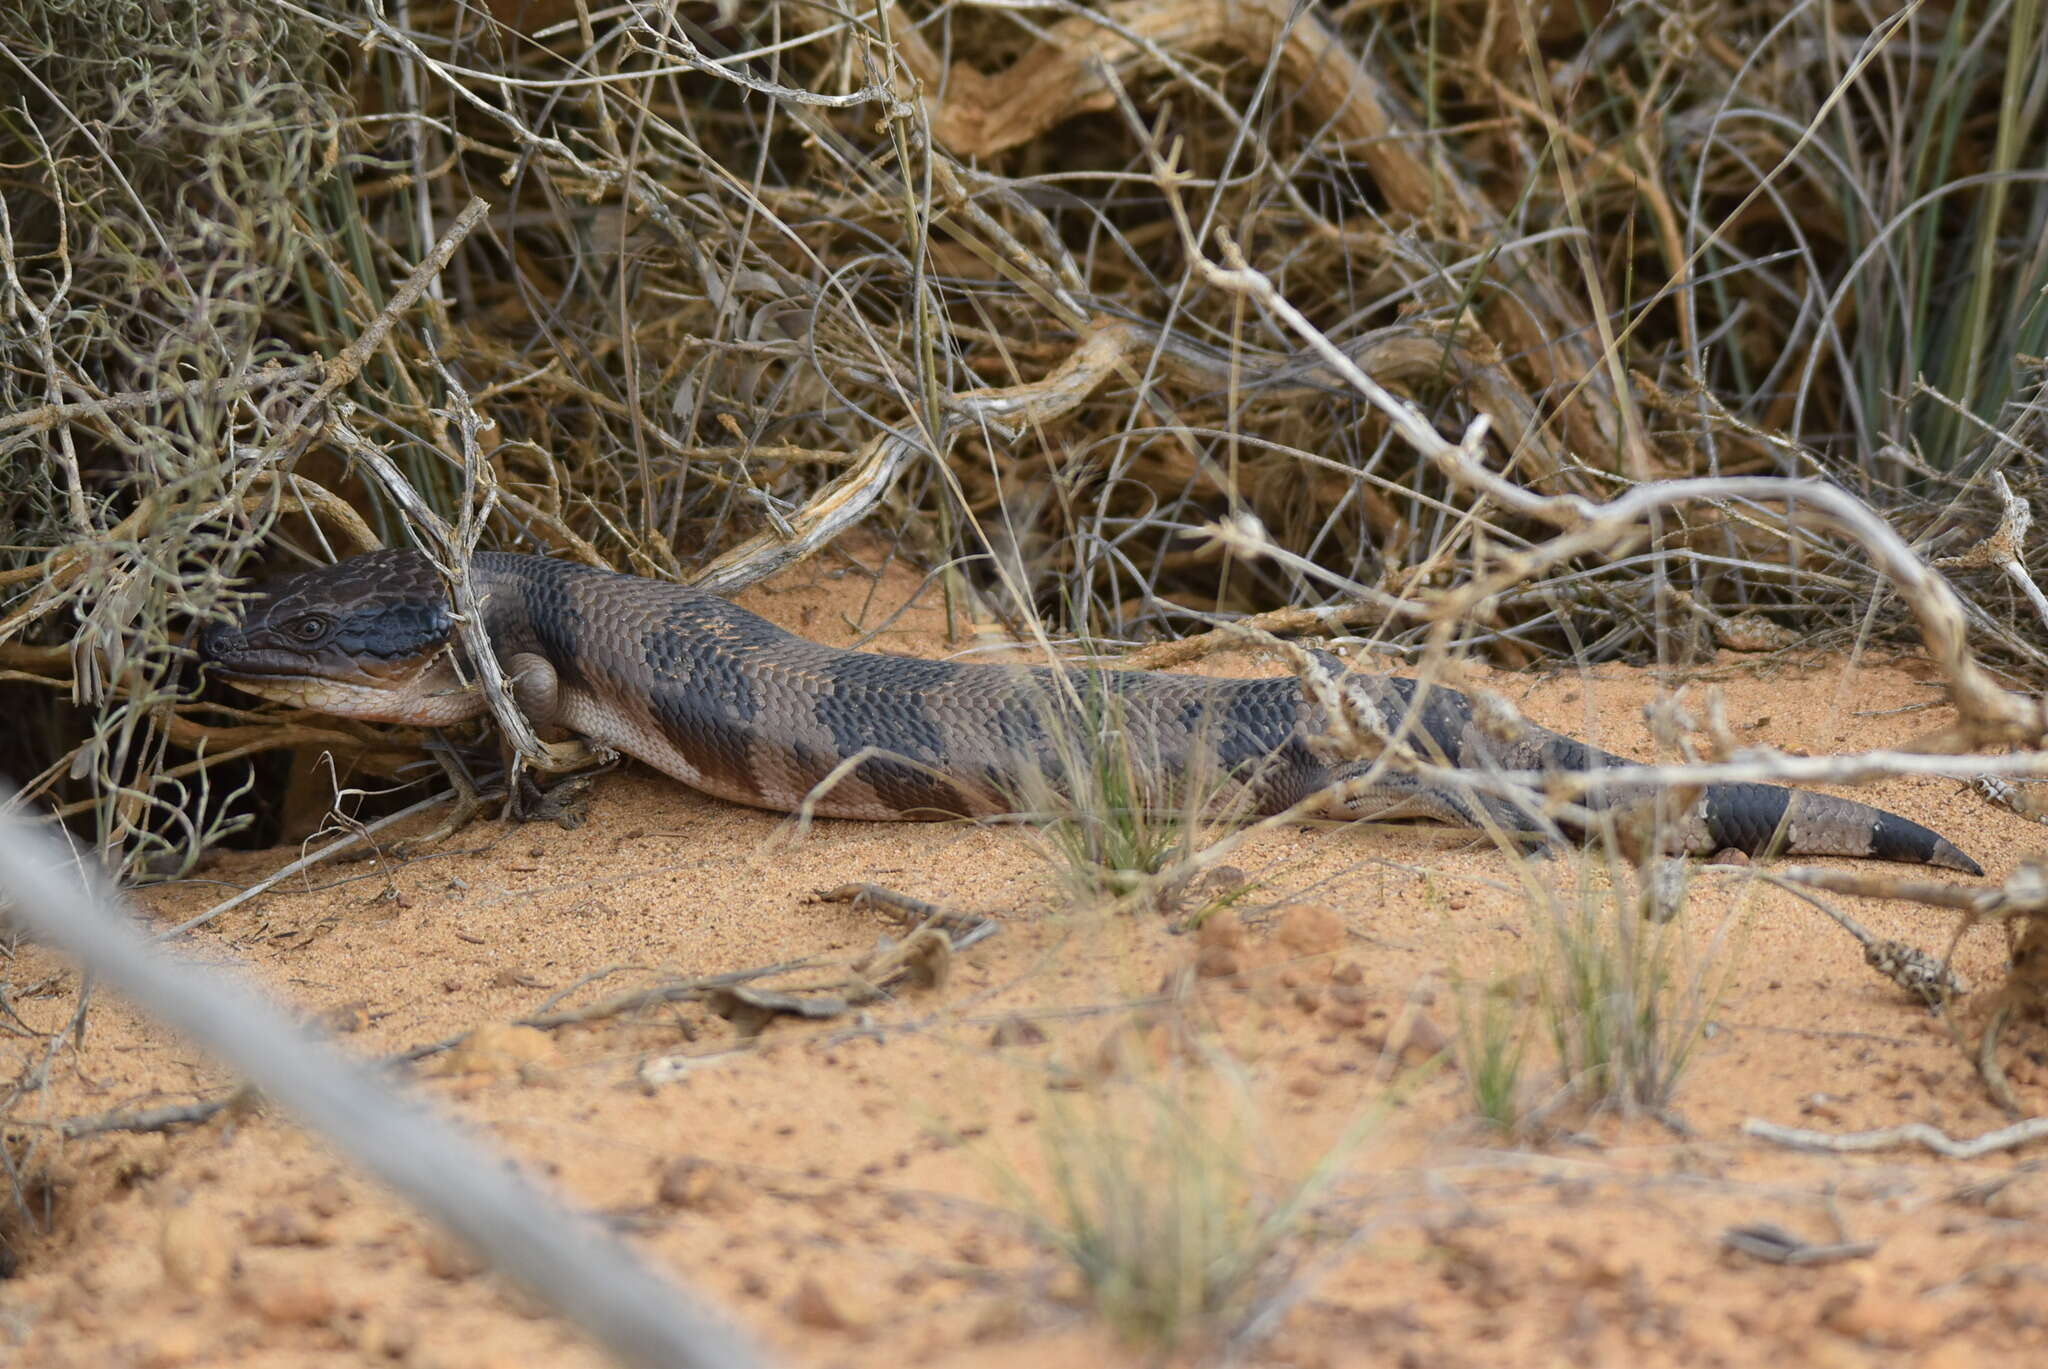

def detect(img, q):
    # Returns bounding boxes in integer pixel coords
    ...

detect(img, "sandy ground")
[3,545,2045,1368]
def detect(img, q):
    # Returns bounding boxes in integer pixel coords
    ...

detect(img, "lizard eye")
[288,614,330,642]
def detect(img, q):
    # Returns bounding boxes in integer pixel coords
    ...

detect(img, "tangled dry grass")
[0,0,2040,866]
[4,0,2046,874]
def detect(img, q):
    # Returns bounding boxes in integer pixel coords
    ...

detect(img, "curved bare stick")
[1743,1117,2048,1159]
[1429,453,2048,751]
[688,319,1143,594]
[1177,222,2042,754]
[689,431,927,596]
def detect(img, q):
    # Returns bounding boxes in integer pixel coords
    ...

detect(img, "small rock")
[655,1157,747,1214]
[1276,904,1345,956]
[989,1016,1048,1048]
[434,1023,560,1083]
[159,1208,234,1297]
[788,1274,861,1332]
[1197,865,1248,893]
[244,1273,336,1326]
[1195,914,1247,952]
[420,1231,486,1281]
[1325,1000,1368,1030]
[1092,1016,1196,1078]
[1292,987,1322,1015]
[1369,1012,1450,1065]
[1288,1075,1324,1099]
[1329,959,1365,987]
[1398,1013,1450,1062]
[307,1000,371,1034]
[301,1173,351,1219]
[1193,944,1241,979]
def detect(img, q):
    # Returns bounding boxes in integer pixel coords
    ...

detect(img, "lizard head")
[199,548,481,725]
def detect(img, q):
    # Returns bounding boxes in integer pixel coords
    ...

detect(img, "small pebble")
[789,1274,861,1332]
[159,1209,234,1297]
[1275,904,1345,956]
[988,1016,1047,1047]
[434,1023,560,1083]
[655,1157,747,1214]
[244,1274,336,1327]
[420,1231,486,1281]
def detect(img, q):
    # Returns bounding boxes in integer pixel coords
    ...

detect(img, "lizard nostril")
[198,622,252,664]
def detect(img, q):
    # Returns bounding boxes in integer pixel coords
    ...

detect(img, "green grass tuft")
[1021,672,1253,913]
[1533,858,1733,1116]
[1452,976,1531,1135]
[1021,1052,1362,1354]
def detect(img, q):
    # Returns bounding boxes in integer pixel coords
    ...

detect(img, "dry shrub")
[5,0,2045,874]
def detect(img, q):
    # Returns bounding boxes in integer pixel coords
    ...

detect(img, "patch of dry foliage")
[3,0,2045,874]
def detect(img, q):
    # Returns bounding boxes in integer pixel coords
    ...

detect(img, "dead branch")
[1743,1117,2048,1159]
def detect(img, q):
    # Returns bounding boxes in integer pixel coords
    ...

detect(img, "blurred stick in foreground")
[0,795,772,1369]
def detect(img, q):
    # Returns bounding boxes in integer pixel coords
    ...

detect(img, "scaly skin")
[199,550,1983,874]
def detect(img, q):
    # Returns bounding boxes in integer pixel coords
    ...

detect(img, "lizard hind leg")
[497,650,607,826]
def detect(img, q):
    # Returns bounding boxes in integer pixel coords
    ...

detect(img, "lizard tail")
[1693,784,1981,876]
